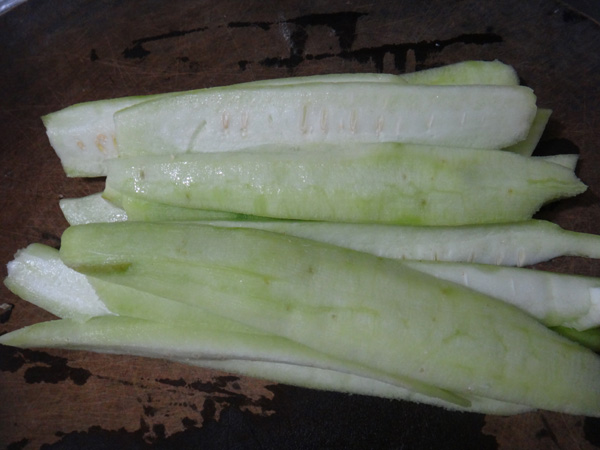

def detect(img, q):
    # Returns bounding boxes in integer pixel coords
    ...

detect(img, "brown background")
[1,0,600,448]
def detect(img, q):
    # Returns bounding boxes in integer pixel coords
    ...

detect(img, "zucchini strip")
[59,193,128,225]
[8,242,600,341]
[59,222,600,416]
[3,246,475,408]
[537,153,579,170]
[0,316,529,414]
[58,196,600,270]
[103,143,585,226]
[5,231,599,414]
[181,219,600,267]
[504,108,552,156]
[114,83,535,156]
[43,60,520,177]
[401,260,600,331]
[186,358,530,414]
[0,244,531,412]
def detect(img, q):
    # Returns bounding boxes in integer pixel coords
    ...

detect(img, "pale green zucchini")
[118,194,252,222]
[59,192,256,225]
[185,358,530,414]
[4,243,250,331]
[114,83,536,157]
[1,242,594,410]
[59,222,600,416]
[103,143,585,226]
[43,60,520,177]
[538,153,579,170]
[9,237,600,340]
[0,316,531,414]
[2,244,482,410]
[396,60,518,85]
[552,326,600,351]
[182,219,600,267]
[0,314,470,408]
[58,196,600,268]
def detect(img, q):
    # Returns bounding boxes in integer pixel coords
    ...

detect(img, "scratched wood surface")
[1,0,600,448]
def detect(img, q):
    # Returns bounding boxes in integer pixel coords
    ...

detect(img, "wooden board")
[1,0,599,448]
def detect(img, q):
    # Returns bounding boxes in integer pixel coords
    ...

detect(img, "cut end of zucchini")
[4,243,114,322]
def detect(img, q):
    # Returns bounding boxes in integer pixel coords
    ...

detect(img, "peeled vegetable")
[2,60,599,418]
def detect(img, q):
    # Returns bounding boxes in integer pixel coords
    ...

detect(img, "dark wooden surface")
[1,0,600,448]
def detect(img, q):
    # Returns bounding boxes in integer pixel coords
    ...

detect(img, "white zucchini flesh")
[504,108,552,156]
[4,244,114,321]
[58,222,600,416]
[0,316,531,415]
[103,143,585,226]
[59,193,128,225]
[401,261,600,330]
[43,95,163,177]
[42,60,520,177]
[114,83,536,156]
[537,153,579,170]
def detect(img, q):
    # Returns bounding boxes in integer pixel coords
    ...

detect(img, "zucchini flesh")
[59,193,128,225]
[10,238,600,341]
[4,244,113,321]
[58,222,600,416]
[396,60,518,86]
[43,95,163,177]
[186,358,529,415]
[553,327,600,352]
[17,60,598,417]
[504,108,552,156]
[105,191,247,225]
[2,245,479,410]
[537,154,579,170]
[0,316,531,414]
[4,242,597,410]
[401,260,600,331]
[178,219,600,267]
[43,60,521,177]
[114,83,536,156]
[118,193,257,222]
[104,143,585,226]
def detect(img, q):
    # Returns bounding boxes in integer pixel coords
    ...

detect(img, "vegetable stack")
[2,60,600,417]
